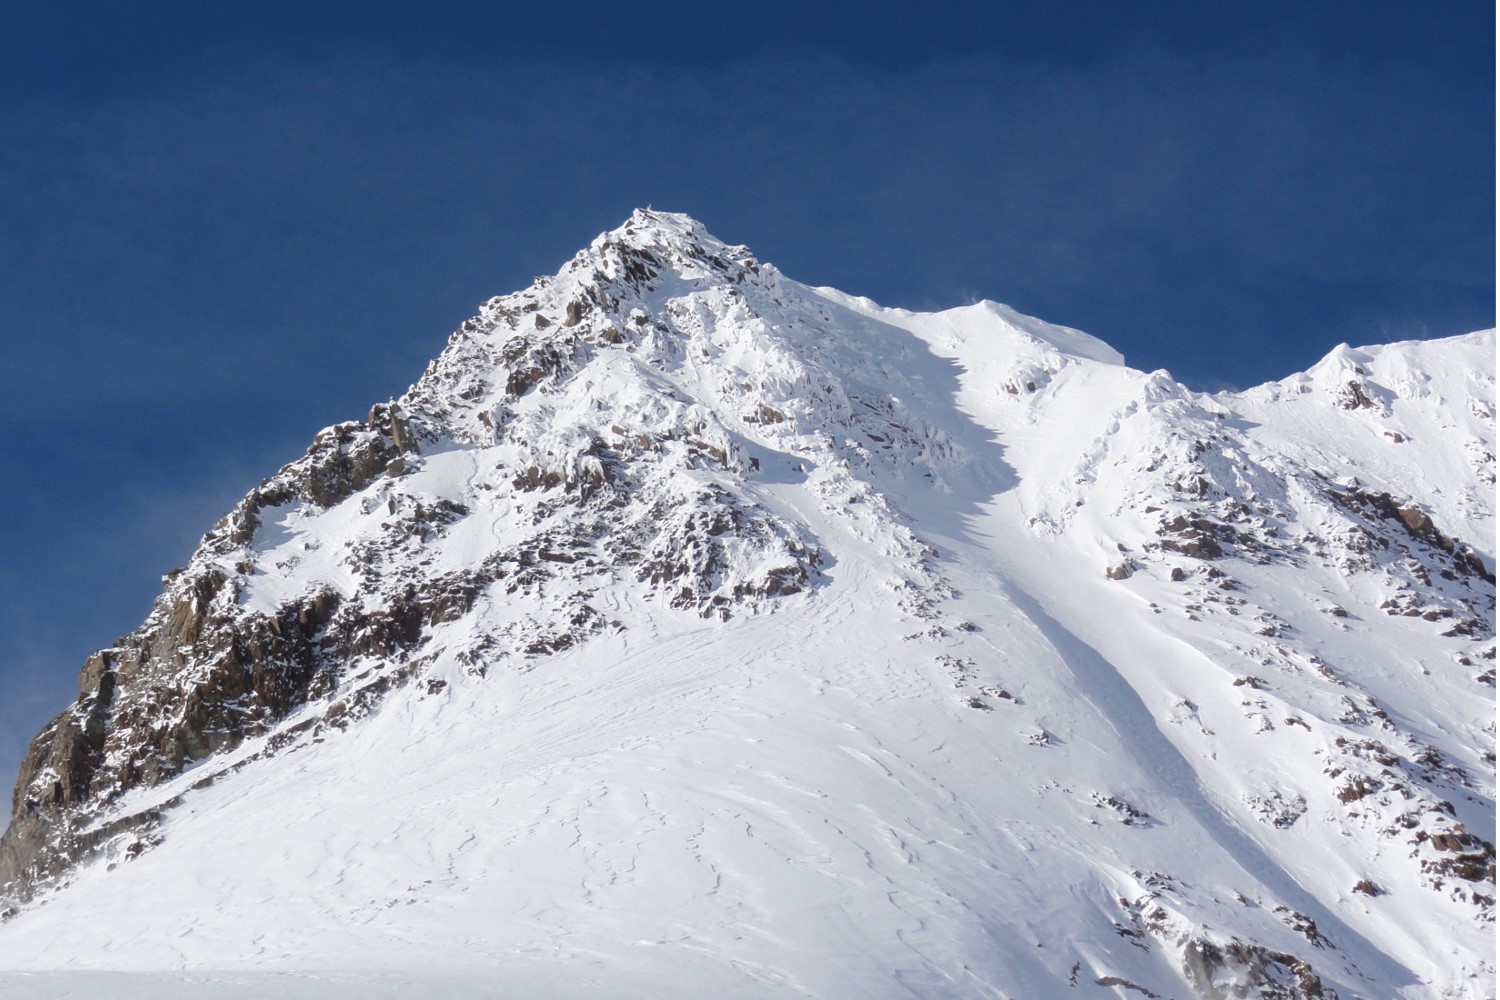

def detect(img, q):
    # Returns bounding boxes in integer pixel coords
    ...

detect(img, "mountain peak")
[0,216,1492,1000]
[614,206,711,243]
[578,208,754,275]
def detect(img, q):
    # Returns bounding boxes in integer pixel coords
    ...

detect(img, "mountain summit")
[0,211,1493,999]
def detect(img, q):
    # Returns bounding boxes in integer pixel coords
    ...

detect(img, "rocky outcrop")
[0,398,447,901]
[1180,937,1332,1000]
[1326,487,1493,584]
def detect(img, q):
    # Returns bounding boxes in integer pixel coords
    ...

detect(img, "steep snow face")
[0,211,1492,1000]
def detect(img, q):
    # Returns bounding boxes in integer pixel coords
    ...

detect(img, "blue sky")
[0,3,1493,798]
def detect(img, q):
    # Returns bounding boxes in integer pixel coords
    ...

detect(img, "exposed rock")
[1094,975,1161,997]
[1161,533,1224,560]
[1395,505,1434,538]
[1339,380,1376,410]
[1326,487,1493,584]
[564,298,589,327]
[1180,936,1333,999]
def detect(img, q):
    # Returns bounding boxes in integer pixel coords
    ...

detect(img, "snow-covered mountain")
[0,211,1492,1000]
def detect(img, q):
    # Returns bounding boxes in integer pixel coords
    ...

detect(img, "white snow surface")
[0,211,1493,999]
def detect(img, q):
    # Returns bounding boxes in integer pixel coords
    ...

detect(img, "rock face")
[0,211,1493,1000]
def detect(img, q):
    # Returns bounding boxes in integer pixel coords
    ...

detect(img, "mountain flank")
[1,211,1492,1000]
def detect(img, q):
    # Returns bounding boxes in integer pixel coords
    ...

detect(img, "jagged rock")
[1181,937,1332,999]
[1396,505,1435,537]
[1162,533,1224,560]
[1339,379,1376,409]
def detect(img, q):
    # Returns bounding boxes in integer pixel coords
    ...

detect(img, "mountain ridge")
[0,210,1492,999]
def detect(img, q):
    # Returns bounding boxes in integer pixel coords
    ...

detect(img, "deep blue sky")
[0,3,1493,802]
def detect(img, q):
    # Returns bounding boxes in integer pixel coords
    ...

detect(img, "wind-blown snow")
[0,211,1491,999]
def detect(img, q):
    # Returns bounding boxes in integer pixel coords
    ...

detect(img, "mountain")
[0,211,1492,999]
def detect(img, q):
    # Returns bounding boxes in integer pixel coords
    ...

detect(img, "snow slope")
[0,211,1492,999]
